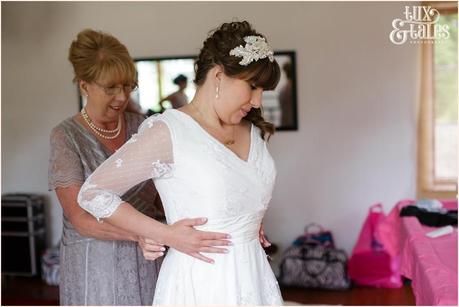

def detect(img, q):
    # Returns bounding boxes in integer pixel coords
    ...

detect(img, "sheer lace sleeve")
[77,116,173,221]
[48,126,84,191]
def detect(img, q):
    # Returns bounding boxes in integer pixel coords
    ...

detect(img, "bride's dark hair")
[194,21,280,141]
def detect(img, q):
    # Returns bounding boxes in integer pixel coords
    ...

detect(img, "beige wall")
[2,2,419,266]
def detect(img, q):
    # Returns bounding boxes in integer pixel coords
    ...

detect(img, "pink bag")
[348,204,403,288]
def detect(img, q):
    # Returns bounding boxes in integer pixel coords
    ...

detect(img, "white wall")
[2,2,419,264]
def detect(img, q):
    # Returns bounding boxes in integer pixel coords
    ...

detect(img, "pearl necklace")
[81,108,122,140]
[190,102,235,146]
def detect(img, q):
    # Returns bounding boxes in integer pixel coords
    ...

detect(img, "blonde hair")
[68,29,137,85]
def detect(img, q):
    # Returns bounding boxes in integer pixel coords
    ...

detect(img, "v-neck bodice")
[153,109,277,222]
[170,109,254,163]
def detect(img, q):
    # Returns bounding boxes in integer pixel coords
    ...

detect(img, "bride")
[78,21,283,305]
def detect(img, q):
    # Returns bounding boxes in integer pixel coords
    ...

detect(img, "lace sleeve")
[48,126,84,191]
[77,116,173,221]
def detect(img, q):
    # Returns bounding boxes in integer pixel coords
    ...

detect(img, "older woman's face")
[81,76,132,122]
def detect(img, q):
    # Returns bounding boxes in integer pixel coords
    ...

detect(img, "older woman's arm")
[57,185,136,241]
[56,185,166,259]
[49,125,165,260]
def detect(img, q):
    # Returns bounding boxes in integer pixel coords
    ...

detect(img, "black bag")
[279,225,351,290]
[292,223,335,248]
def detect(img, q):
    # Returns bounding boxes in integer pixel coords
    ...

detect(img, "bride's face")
[214,74,263,125]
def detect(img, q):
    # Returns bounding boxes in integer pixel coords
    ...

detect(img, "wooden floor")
[281,284,416,305]
[2,276,59,306]
[1,276,416,306]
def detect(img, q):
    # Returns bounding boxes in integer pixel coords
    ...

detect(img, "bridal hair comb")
[229,36,274,66]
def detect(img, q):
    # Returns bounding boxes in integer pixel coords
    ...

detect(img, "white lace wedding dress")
[78,109,284,305]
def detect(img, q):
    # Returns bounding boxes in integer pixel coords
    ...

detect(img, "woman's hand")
[138,237,166,261]
[259,222,271,248]
[166,217,232,264]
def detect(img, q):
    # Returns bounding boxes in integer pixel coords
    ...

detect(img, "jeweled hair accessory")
[229,36,274,66]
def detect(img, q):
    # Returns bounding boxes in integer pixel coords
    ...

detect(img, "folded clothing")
[400,205,457,227]
[414,199,447,213]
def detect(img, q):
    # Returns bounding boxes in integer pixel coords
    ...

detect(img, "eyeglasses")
[93,81,138,96]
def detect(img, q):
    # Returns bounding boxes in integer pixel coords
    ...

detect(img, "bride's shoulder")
[146,108,181,123]
[139,112,173,133]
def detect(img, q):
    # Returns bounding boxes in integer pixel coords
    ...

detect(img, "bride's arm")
[78,117,231,263]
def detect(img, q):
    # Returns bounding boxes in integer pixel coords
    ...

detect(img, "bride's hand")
[166,217,232,264]
[138,236,166,261]
[259,222,271,247]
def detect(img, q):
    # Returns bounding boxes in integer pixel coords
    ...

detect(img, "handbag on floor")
[279,224,350,290]
[41,246,60,286]
[348,204,402,288]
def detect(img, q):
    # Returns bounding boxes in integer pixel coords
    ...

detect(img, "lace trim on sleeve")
[49,177,84,191]
[77,180,124,222]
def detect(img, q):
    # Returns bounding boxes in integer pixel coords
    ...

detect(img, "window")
[434,13,457,181]
[132,57,196,113]
[418,2,458,198]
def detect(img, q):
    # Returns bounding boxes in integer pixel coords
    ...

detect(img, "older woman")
[48,29,231,305]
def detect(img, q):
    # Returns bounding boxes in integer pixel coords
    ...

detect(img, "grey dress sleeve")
[48,125,85,191]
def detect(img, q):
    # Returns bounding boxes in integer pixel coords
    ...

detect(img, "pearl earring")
[215,85,220,99]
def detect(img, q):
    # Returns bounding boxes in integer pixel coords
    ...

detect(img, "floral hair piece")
[229,36,274,66]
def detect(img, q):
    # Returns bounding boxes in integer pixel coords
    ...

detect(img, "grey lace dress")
[48,112,164,305]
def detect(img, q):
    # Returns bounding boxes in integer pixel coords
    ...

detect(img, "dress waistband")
[194,211,265,244]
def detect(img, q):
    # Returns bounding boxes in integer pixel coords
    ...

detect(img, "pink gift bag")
[348,204,403,288]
